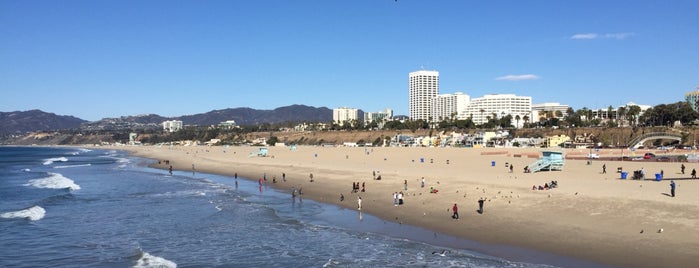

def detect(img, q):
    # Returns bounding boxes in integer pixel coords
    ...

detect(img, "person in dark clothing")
[478,198,486,214]
[452,203,459,219]
[602,164,606,174]
[692,169,696,179]
[681,164,685,174]
[670,180,676,197]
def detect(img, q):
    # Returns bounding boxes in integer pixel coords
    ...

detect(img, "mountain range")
[0,105,334,135]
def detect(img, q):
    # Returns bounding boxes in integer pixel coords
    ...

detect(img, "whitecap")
[53,164,92,169]
[22,168,31,172]
[0,205,46,221]
[133,252,177,268]
[43,157,68,165]
[26,172,81,190]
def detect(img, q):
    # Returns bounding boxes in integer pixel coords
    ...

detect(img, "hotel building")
[409,70,439,121]
[531,102,570,123]
[431,92,470,121]
[364,108,393,126]
[465,94,532,127]
[333,107,359,125]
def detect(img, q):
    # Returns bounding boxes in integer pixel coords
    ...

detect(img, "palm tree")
[515,114,521,128]
[523,115,530,127]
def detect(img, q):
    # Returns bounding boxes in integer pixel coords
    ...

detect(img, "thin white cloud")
[570,32,635,40]
[571,33,598,40]
[495,74,540,81]
[604,32,635,39]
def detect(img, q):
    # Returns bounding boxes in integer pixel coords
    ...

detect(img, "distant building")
[465,94,532,127]
[162,120,183,132]
[685,87,699,112]
[432,92,470,122]
[218,120,237,130]
[409,70,439,121]
[531,102,570,124]
[364,108,393,128]
[333,107,359,125]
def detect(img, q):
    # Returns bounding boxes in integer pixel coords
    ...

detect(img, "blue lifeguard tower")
[527,151,565,172]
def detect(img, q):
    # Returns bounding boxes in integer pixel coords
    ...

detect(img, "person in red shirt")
[452,203,459,219]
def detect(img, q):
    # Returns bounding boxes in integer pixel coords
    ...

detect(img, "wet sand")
[115,145,699,267]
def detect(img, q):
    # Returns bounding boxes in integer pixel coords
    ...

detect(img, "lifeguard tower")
[249,147,269,157]
[527,151,565,172]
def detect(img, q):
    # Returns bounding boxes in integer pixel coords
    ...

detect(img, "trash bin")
[491,161,496,167]
[621,171,628,179]
[655,173,662,181]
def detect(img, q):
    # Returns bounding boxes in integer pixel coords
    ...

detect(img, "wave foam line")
[133,252,177,268]
[0,205,46,221]
[43,157,68,165]
[26,172,81,190]
[53,164,92,169]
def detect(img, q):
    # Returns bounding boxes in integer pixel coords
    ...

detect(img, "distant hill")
[0,110,87,135]
[0,105,334,135]
[178,105,333,126]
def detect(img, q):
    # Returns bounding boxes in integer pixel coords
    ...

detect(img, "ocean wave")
[26,172,81,191]
[0,205,46,221]
[22,168,31,172]
[43,157,68,165]
[133,251,177,268]
[53,164,92,169]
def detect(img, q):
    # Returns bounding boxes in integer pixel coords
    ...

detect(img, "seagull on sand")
[431,250,449,256]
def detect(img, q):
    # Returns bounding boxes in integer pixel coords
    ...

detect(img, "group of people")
[532,180,558,190]
[352,182,365,193]
[393,192,405,206]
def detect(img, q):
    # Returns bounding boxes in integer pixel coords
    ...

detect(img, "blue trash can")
[621,172,628,179]
[491,161,495,167]
[655,173,662,181]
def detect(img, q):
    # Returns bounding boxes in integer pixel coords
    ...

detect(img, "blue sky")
[1,0,698,121]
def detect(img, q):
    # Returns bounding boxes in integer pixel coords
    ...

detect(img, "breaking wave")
[53,164,92,169]
[133,251,177,268]
[43,157,68,165]
[26,172,81,191]
[0,205,46,221]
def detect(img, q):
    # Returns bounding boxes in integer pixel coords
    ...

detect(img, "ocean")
[0,146,575,267]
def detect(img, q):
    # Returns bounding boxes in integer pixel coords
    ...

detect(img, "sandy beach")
[115,144,699,267]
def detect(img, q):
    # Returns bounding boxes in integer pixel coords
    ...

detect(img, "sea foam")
[54,164,92,169]
[26,172,81,190]
[0,205,46,221]
[43,157,68,165]
[133,252,177,268]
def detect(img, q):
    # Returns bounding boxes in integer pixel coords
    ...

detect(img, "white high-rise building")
[531,103,570,123]
[409,70,439,121]
[162,120,183,132]
[466,94,532,127]
[431,92,470,122]
[333,107,359,125]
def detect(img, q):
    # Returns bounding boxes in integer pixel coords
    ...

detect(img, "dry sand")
[115,145,699,267]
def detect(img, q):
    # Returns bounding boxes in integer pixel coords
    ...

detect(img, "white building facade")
[431,92,470,121]
[333,107,359,125]
[531,102,570,123]
[162,120,183,132]
[466,94,532,127]
[364,108,393,126]
[409,70,439,121]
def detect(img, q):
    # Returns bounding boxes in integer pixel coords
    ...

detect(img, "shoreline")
[110,145,699,267]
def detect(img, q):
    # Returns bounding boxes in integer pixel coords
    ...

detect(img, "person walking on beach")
[340,193,344,202]
[282,173,286,182]
[509,164,514,173]
[393,192,398,206]
[168,165,173,175]
[404,179,408,191]
[421,177,425,188]
[357,196,362,211]
[670,180,676,197]
[452,203,459,219]
[602,164,606,174]
[309,173,314,182]
[681,164,685,174]
[478,198,486,214]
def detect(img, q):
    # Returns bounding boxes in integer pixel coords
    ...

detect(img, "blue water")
[0,146,570,267]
